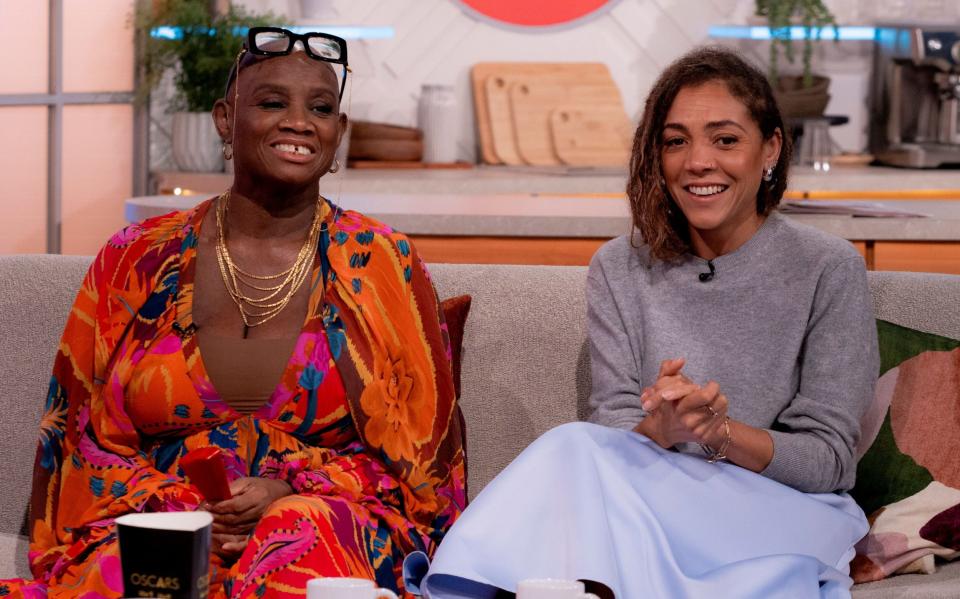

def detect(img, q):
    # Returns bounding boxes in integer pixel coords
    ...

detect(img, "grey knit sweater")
[586,212,879,493]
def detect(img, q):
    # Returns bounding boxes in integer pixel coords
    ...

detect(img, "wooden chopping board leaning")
[484,76,524,166]
[471,62,632,167]
[550,106,632,167]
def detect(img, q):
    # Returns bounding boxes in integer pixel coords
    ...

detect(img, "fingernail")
[642,401,652,411]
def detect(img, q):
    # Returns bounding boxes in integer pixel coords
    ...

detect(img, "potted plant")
[135,0,275,172]
[754,0,837,118]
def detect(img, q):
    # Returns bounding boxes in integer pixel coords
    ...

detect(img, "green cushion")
[851,320,960,583]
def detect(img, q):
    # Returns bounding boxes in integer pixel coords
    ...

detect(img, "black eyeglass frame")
[243,27,350,100]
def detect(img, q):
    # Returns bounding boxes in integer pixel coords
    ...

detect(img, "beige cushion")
[430,264,591,499]
[852,561,960,598]
[0,532,31,579]
[0,255,88,546]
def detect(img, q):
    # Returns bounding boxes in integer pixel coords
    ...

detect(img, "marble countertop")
[126,194,960,241]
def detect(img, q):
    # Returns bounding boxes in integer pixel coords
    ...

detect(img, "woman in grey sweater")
[421,47,878,599]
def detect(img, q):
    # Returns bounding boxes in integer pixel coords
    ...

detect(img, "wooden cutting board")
[484,76,523,165]
[471,63,621,165]
[550,106,633,167]
[508,77,627,166]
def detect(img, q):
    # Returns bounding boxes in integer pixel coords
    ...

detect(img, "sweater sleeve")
[585,253,645,431]
[761,255,879,493]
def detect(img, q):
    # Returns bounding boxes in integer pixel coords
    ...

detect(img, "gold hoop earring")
[222,142,233,161]
[329,158,340,174]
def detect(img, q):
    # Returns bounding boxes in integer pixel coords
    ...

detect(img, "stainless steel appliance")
[870,26,960,167]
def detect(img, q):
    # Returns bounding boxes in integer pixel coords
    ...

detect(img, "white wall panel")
[219,0,840,161]
[0,108,48,254]
[225,0,732,161]
[0,3,49,94]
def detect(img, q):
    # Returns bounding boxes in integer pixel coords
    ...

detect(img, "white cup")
[306,577,398,599]
[517,578,600,599]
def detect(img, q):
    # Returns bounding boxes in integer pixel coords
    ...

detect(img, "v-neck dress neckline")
[173,199,335,422]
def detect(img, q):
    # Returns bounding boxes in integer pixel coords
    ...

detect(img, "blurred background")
[3,0,959,274]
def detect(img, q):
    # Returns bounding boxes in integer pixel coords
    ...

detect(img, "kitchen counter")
[126,193,960,273]
[127,192,628,238]
[127,193,960,241]
[154,165,960,197]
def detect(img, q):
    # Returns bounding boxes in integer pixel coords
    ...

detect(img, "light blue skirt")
[421,422,868,599]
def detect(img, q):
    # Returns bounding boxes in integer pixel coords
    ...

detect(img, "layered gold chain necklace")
[214,190,322,335]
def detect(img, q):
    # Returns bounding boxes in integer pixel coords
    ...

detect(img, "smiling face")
[214,52,347,195]
[660,80,781,257]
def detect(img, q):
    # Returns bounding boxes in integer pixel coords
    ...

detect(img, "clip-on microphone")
[698,260,716,282]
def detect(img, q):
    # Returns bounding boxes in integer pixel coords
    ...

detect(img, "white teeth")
[688,185,726,196]
[275,143,312,155]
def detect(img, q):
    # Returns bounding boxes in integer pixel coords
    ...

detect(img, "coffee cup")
[306,577,399,599]
[517,578,600,599]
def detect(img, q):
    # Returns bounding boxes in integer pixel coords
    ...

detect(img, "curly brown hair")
[627,46,792,261]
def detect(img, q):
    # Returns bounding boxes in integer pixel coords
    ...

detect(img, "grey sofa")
[2,255,959,597]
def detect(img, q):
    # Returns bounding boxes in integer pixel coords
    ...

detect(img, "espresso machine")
[870,26,960,167]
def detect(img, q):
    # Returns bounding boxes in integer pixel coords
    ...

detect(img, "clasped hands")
[633,357,729,451]
[200,477,293,561]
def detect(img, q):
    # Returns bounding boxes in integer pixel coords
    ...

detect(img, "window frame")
[0,0,145,253]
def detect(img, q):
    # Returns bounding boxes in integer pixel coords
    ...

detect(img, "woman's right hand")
[212,532,248,562]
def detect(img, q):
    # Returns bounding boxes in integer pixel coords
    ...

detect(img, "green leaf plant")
[755,0,837,88]
[134,0,276,112]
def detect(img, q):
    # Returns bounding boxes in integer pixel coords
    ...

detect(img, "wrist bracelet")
[700,416,731,463]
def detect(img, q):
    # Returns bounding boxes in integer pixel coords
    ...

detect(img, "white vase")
[171,111,224,173]
[418,84,458,164]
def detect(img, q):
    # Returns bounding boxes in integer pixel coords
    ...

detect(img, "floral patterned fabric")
[1,198,465,598]
[850,320,960,582]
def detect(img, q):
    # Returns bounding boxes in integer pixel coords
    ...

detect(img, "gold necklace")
[214,191,322,333]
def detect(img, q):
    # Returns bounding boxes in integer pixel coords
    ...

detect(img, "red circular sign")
[457,0,617,28]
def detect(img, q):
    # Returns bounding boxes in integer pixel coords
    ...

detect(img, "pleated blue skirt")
[422,422,868,599]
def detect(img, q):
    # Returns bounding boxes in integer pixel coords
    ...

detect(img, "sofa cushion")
[0,532,31,580]
[440,294,472,498]
[440,294,472,399]
[852,560,960,598]
[851,321,960,582]
[429,264,590,501]
[0,255,88,542]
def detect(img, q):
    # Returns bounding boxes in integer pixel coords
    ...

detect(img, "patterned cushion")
[850,320,960,582]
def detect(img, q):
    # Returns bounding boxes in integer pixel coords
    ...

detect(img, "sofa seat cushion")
[0,532,30,580]
[851,321,960,583]
[852,560,960,598]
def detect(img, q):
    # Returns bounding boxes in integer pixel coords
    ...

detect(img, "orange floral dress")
[1,199,465,598]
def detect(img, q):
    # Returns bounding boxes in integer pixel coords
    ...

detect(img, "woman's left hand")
[671,381,729,448]
[205,477,293,536]
[638,358,730,448]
